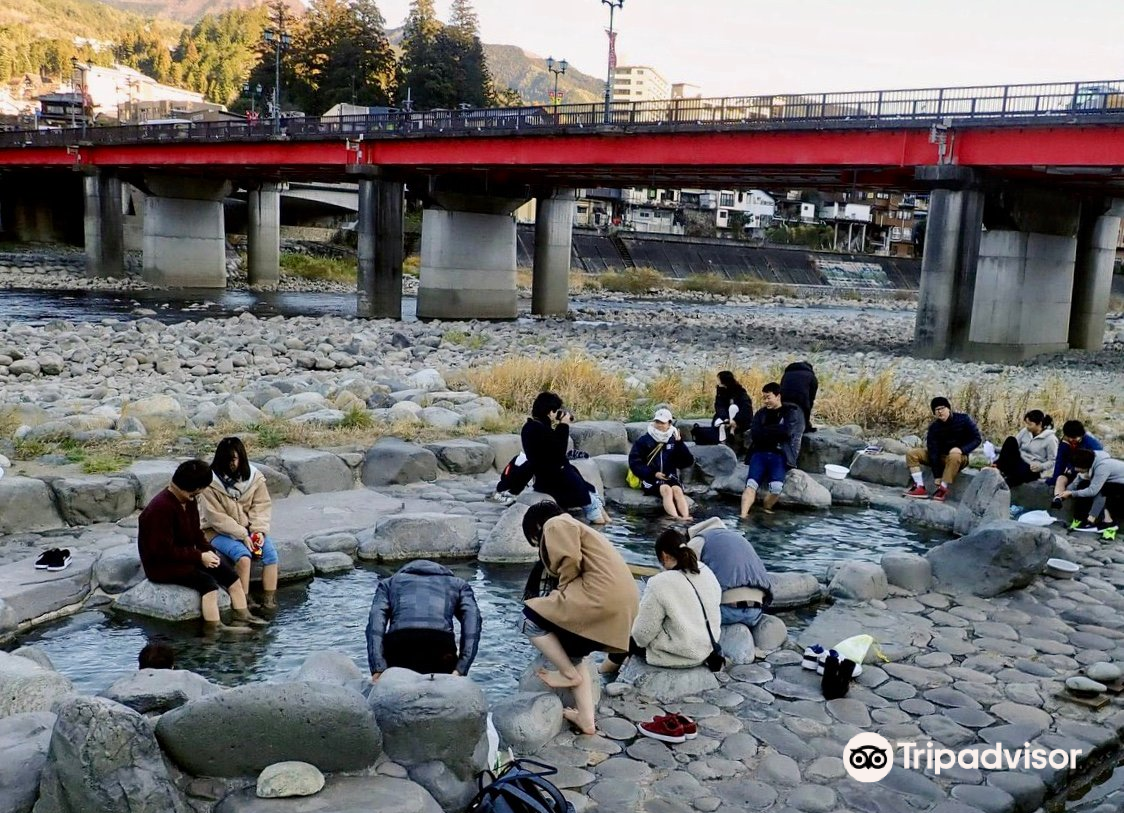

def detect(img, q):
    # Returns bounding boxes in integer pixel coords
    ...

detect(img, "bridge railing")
[2,79,1122,148]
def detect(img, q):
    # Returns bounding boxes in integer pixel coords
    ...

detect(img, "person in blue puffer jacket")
[629,407,695,520]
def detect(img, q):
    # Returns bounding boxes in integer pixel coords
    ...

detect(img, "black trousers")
[996,436,1040,487]
[383,628,458,675]
[608,637,648,665]
[1075,482,1123,523]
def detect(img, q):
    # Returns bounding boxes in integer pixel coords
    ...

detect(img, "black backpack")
[497,454,534,496]
[466,759,574,813]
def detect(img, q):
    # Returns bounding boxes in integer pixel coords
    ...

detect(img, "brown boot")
[230,608,269,627]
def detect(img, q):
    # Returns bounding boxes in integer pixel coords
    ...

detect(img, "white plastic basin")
[1045,558,1080,579]
[824,464,849,481]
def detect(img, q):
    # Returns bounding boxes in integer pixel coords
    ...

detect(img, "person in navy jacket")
[904,397,981,502]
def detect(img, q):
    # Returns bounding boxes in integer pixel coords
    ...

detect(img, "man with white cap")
[628,407,695,520]
[686,517,773,627]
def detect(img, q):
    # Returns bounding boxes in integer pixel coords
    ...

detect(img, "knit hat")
[930,396,951,413]
[687,517,727,539]
[653,408,674,423]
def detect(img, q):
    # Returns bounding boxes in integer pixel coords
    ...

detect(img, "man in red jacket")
[138,459,265,633]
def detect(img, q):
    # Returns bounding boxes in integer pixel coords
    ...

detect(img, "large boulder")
[568,458,605,495]
[593,454,630,489]
[690,444,738,484]
[423,439,495,474]
[848,453,910,488]
[291,651,365,685]
[568,421,629,456]
[261,393,333,419]
[361,439,438,487]
[156,682,382,777]
[368,669,488,813]
[617,658,719,703]
[926,520,1054,597]
[719,624,756,665]
[901,499,958,532]
[517,655,603,711]
[0,712,54,813]
[32,696,186,813]
[778,470,832,509]
[114,580,230,622]
[0,477,64,535]
[214,776,442,813]
[99,669,223,715]
[257,538,314,583]
[122,395,188,432]
[769,572,823,609]
[752,614,789,651]
[357,514,479,561]
[798,430,868,473]
[828,561,889,601]
[125,460,177,507]
[269,447,353,494]
[953,467,1011,535]
[490,692,564,755]
[93,544,143,594]
[812,474,872,506]
[479,434,522,471]
[51,476,136,526]
[0,652,74,719]
[880,552,932,594]
[254,462,293,499]
[0,551,94,625]
[478,503,538,564]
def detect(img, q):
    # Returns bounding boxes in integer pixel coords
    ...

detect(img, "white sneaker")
[489,491,515,505]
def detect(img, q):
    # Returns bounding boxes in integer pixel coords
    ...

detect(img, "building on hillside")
[611,66,670,104]
[818,201,873,252]
[774,192,818,225]
[37,93,88,127]
[858,191,928,257]
[63,63,213,123]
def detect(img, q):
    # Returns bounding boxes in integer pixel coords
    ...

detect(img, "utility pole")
[601,0,624,124]
[262,2,291,135]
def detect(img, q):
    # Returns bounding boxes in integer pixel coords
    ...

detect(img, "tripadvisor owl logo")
[843,733,893,782]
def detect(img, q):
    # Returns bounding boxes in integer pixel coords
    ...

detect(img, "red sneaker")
[932,485,949,502]
[903,485,929,499]
[638,716,687,744]
[671,714,698,739]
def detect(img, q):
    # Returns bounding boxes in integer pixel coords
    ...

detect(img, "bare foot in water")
[562,707,596,736]
[537,667,581,689]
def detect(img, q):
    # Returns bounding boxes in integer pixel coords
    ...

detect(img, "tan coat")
[198,466,272,543]
[525,515,639,653]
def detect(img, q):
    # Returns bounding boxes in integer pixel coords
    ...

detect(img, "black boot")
[823,657,856,700]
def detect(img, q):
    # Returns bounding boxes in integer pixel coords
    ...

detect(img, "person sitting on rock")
[903,397,981,502]
[684,517,773,627]
[1058,449,1122,536]
[521,502,639,736]
[602,528,722,674]
[137,460,266,634]
[712,370,753,450]
[629,407,696,520]
[521,391,608,524]
[1050,420,1103,509]
[741,382,805,517]
[780,360,819,434]
[198,437,280,612]
[994,410,1058,487]
[366,559,482,681]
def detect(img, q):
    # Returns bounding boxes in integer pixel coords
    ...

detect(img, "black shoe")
[1098,520,1119,532]
[34,548,59,570]
[1051,497,1064,510]
[823,656,856,700]
[46,549,71,572]
[1074,520,1103,534]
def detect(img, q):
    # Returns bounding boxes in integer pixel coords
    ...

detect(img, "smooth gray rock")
[927,520,1054,597]
[32,696,186,813]
[517,655,603,710]
[156,681,381,777]
[270,447,353,494]
[617,658,719,703]
[93,543,143,593]
[255,462,293,499]
[261,538,314,583]
[309,551,354,575]
[0,651,74,719]
[752,614,789,651]
[778,470,832,510]
[216,776,442,813]
[255,761,325,799]
[901,498,958,531]
[690,444,738,484]
[304,532,359,555]
[423,439,495,474]
[125,460,178,507]
[9,647,54,671]
[479,434,522,472]
[491,691,564,754]
[99,669,223,715]
[814,475,872,506]
[880,552,932,594]
[798,604,933,663]
[292,651,365,685]
[719,624,755,665]
[848,452,909,487]
[122,394,188,432]
[0,477,64,535]
[953,467,1011,535]
[0,551,94,625]
[769,571,823,609]
[367,669,488,812]
[114,579,230,622]
[262,393,332,419]
[357,513,479,561]
[568,421,629,456]
[828,561,889,601]
[478,503,537,564]
[361,439,438,487]
[50,476,136,526]
[798,429,868,473]
[0,712,54,813]
[593,454,630,489]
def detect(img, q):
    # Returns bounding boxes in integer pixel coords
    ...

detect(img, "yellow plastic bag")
[834,634,875,665]
[626,469,642,489]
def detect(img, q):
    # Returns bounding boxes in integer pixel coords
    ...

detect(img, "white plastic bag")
[1017,510,1057,527]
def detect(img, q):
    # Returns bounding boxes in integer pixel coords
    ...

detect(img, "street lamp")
[262,4,292,135]
[242,82,263,114]
[546,56,568,111]
[600,0,623,123]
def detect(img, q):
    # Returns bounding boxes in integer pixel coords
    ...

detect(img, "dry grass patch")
[280,253,355,285]
[598,267,667,294]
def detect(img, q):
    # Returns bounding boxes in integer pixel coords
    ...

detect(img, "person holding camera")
[521,391,608,524]
[629,407,695,520]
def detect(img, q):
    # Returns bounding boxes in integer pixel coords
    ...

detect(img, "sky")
[375,0,1124,97]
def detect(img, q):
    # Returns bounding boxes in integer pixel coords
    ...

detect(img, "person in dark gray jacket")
[366,560,482,681]
[686,517,773,627]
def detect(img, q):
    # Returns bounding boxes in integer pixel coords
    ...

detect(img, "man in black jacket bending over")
[904,397,982,503]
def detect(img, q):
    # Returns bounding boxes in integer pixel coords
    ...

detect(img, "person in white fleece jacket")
[604,527,722,671]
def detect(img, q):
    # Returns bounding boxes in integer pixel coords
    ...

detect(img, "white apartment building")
[611,66,670,103]
[66,63,209,122]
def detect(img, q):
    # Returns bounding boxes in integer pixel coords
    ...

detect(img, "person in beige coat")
[603,527,722,671]
[198,437,279,610]
[521,502,639,735]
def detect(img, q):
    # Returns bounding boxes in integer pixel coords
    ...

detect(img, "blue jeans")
[746,452,786,494]
[720,605,763,627]
[210,533,279,566]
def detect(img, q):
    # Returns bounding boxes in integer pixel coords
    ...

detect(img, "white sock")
[939,482,948,489]
[911,472,924,487]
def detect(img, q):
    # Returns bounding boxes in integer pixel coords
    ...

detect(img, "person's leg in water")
[740,482,758,518]
[658,482,679,519]
[671,485,692,520]
[529,633,595,734]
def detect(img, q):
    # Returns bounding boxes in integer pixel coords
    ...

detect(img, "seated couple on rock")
[903,397,981,502]
[629,407,696,520]
[366,560,482,682]
[522,391,609,525]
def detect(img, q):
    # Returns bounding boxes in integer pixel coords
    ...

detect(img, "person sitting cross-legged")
[137,460,266,634]
[904,397,981,502]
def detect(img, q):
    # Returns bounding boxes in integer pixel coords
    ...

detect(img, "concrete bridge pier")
[356,177,404,319]
[1069,200,1124,350]
[246,182,281,288]
[83,171,124,278]
[532,189,576,316]
[142,175,231,288]
[417,193,526,320]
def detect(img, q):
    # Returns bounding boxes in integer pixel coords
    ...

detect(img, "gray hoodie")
[1071,451,1124,498]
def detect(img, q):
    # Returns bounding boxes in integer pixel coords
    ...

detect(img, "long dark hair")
[212,436,251,482]
[522,501,566,544]
[1024,410,1054,430]
[531,391,563,421]
[655,528,700,574]
[717,370,745,394]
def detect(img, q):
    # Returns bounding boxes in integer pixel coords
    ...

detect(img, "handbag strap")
[681,571,718,648]
[645,442,665,466]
